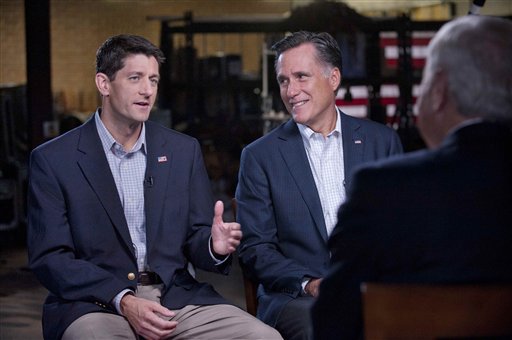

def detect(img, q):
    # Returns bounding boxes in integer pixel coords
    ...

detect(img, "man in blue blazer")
[312,15,512,340]
[236,31,403,339]
[27,34,281,340]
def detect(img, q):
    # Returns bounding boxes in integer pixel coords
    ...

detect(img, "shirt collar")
[297,106,342,146]
[94,109,147,156]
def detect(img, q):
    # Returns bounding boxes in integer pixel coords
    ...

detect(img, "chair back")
[362,283,512,340]
[231,197,259,316]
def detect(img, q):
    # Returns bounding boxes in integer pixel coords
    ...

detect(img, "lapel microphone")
[145,176,154,187]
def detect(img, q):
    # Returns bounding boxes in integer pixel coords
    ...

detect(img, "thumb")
[213,200,224,225]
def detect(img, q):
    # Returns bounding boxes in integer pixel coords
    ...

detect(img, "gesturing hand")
[121,294,177,340]
[211,200,242,256]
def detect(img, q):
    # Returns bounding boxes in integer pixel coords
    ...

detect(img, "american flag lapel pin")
[158,156,167,163]
[354,139,362,144]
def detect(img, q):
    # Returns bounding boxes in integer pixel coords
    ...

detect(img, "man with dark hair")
[27,34,282,340]
[313,15,512,340]
[236,31,403,339]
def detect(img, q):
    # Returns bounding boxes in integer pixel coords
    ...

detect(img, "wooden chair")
[231,197,259,316]
[361,283,512,340]
[241,265,259,316]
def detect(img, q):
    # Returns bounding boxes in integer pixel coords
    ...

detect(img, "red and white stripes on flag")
[335,31,436,123]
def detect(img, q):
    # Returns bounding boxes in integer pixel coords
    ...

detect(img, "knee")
[250,321,283,340]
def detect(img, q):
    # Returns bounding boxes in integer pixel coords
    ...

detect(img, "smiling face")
[276,43,340,135]
[96,53,160,129]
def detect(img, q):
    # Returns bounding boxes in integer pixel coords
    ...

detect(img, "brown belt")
[138,271,162,285]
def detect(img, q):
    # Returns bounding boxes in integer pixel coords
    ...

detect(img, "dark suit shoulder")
[342,112,398,136]
[356,147,432,176]
[243,119,296,151]
[31,119,88,156]
[145,120,199,144]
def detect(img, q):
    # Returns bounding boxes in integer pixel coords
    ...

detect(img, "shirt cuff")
[113,289,134,315]
[301,277,311,296]
[209,236,230,265]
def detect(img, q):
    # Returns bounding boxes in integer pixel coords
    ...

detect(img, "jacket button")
[128,272,136,281]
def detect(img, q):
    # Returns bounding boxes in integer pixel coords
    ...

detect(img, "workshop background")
[1,1,511,339]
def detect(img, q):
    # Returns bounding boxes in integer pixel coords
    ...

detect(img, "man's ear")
[95,73,110,96]
[430,70,448,113]
[329,67,341,92]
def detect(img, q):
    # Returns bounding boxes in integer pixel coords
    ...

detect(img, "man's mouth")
[291,100,307,109]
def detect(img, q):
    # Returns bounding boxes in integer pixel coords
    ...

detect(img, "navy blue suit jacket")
[312,121,512,340]
[27,116,230,339]
[235,112,403,326]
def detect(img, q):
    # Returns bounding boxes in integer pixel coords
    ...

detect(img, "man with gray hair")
[236,31,403,340]
[312,15,512,340]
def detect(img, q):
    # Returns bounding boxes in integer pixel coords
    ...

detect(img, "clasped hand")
[121,200,241,339]
[121,295,176,340]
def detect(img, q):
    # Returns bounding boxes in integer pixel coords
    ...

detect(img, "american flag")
[335,31,436,124]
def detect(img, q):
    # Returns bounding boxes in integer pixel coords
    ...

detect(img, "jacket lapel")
[76,118,134,255]
[143,122,172,249]
[340,112,364,187]
[278,120,329,242]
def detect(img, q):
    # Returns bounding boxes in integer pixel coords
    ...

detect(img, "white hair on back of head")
[426,15,512,122]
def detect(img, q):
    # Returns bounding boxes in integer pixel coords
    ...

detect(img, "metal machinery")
[150,2,446,152]
[0,84,28,231]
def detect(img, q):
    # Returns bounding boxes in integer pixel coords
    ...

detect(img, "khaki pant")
[62,285,282,340]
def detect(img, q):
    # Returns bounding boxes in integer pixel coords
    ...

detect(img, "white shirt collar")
[297,106,342,147]
[94,109,147,155]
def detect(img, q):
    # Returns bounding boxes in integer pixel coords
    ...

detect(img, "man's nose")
[140,78,155,96]
[286,80,299,98]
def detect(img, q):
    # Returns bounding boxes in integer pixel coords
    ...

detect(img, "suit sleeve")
[183,139,232,274]
[236,147,317,295]
[27,148,128,307]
